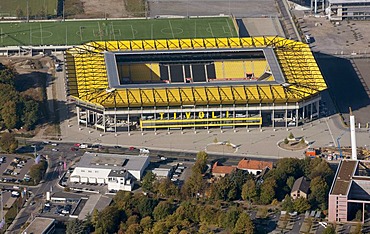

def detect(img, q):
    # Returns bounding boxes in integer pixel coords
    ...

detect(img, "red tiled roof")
[237,159,273,171]
[212,162,236,175]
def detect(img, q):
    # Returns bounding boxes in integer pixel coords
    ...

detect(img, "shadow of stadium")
[314,52,370,125]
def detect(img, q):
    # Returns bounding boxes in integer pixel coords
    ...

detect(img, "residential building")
[237,158,273,175]
[70,152,149,191]
[290,176,310,199]
[212,162,236,178]
[22,217,55,234]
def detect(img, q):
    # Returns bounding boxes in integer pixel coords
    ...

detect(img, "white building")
[70,152,150,191]
[327,0,370,21]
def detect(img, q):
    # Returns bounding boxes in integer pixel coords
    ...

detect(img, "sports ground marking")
[30,30,53,39]
[130,25,135,39]
[207,23,215,37]
[225,18,234,37]
[168,20,175,39]
[40,23,43,45]
[97,22,103,40]
[160,27,183,36]
[151,24,153,40]
[0,28,3,44]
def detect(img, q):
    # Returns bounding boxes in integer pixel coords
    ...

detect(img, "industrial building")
[70,152,150,191]
[327,0,370,21]
[22,217,55,234]
[65,36,326,133]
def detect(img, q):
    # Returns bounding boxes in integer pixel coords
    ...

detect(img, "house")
[290,176,310,200]
[212,162,236,178]
[237,158,273,175]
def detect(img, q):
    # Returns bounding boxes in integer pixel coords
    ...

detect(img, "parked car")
[11,191,20,197]
[52,148,59,152]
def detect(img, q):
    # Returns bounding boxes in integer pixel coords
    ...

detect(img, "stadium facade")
[65,36,326,133]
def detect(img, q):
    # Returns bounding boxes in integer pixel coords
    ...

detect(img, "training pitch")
[0,17,237,47]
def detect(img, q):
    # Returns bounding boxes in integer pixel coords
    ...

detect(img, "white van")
[305,35,311,44]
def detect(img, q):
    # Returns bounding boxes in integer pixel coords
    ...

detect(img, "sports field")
[0,17,237,47]
[0,0,58,17]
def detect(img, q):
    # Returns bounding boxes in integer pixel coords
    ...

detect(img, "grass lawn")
[0,17,237,46]
[0,0,58,17]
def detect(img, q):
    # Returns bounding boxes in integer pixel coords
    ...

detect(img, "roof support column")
[127,111,130,136]
[246,103,249,131]
[296,103,299,128]
[285,102,288,129]
[77,106,80,127]
[272,103,275,131]
[86,109,89,128]
[310,102,313,121]
[259,103,262,131]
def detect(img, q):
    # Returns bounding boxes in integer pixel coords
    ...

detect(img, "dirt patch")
[206,142,238,154]
[80,0,128,18]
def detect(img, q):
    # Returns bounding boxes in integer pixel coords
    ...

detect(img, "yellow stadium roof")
[66,36,326,108]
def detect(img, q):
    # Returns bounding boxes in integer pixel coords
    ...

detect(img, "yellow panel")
[240,38,254,47]
[150,63,161,78]
[167,39,180,49]
[167,89,181,105]
[253,37,266,47]
[105,41,119,50]
[118,41,131,50]
[206,87,221,103]
[228,38,241,47]
[216,38,229,48]
[155,40,168,49]
[140,89,155,106]
[192,88,207,104]
[204,38,217,48]
[214,62,224,79]
[131,40,143,50]
[179,39,192,49]
[143,40,156,50]
[192,39,205,48]
[223,61,245,78]
[153,89,168,105]
[252,60,267,78]
[130,64,151,81]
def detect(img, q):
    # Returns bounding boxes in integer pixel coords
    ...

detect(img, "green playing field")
[0,17,238,47]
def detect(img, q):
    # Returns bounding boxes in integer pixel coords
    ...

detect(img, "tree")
[153,201,173,221]
[126,223,141,234]
[193,151,208,174]
[157,178,178,197]
[309,176,329,209]
[288,132,294,139]
[21,99,39,130]
[0,132,18,153]
[281,195,294,212]
[241,179,257,203]
[2,101,18,129]
[322,226,335,234]
[218,207,240,231]
[94,205,119,233]
[287,176,295,190]
[29,160,47,184]
[293,197,311,213]
[233,212,254,234]
[66,219,85,234]
[259,178,276,204]
[141,171,156,193]
[140,216,152,231]
[136,196,158,218]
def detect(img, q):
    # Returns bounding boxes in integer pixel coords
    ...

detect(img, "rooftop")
[237,159,273,171]
[291,176,310,194]
[330,160,358,196]
[212,162,236,175]
[76,152,149,171]
[78,194,112,220]
[22,217,55,234]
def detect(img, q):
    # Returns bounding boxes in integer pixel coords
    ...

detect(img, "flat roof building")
[22,217,55,234]
[328,160,370,223]
[327,0,370,20]
[70,152,150,191]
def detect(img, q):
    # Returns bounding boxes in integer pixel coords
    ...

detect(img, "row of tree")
[0,64,40,131]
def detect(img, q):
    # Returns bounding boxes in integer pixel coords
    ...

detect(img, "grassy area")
[0,17,237,46]
[0,0,58,17]
[43,123,60,137]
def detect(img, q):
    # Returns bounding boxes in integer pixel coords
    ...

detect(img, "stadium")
[66,35,326,133]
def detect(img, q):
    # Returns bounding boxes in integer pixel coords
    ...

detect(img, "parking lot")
[0,155,33,185]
